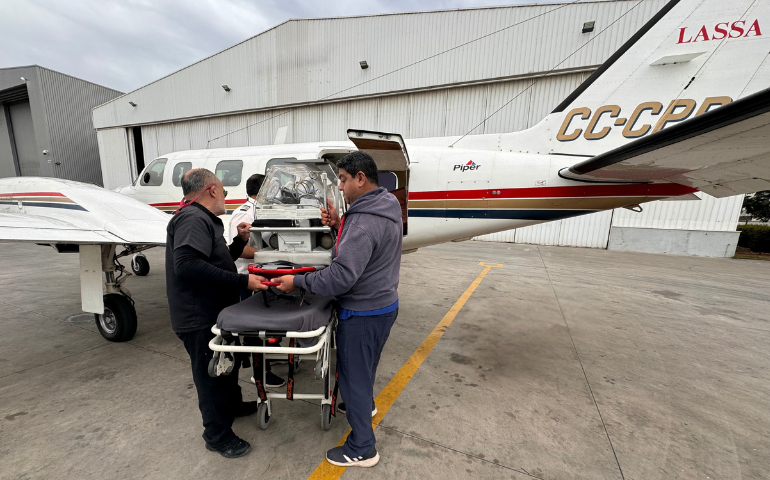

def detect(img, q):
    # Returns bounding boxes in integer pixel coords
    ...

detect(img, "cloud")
[0,0,553,93]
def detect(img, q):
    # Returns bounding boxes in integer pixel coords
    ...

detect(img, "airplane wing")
[0,212,125,244]
[0,177,169,245]
[560,86,770,198]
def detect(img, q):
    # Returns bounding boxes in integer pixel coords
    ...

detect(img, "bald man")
[165,168,267,458]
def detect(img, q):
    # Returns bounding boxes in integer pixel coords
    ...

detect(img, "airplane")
[2,0,769,342]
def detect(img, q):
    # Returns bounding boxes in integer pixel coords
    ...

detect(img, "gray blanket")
[217,290,335,335]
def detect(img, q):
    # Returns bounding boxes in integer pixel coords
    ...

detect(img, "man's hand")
[247,274,269,291]
[275,275,296,293]
[320,199,340,229]
[237,222,252,242]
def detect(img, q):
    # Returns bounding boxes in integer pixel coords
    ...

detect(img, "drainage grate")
[66,313,93,324]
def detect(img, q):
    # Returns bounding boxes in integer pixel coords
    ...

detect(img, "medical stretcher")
[208,162,342,430]
[208,279,338,430]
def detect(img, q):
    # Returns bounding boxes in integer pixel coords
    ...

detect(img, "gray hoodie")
[294,187,402,312]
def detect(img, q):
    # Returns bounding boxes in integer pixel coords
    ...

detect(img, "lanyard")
[334,215,346,255]
[173,184,214,214]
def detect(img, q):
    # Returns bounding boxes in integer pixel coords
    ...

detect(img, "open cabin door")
[347,129,410,235]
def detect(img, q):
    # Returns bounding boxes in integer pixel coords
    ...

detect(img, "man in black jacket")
[165,168,267,458]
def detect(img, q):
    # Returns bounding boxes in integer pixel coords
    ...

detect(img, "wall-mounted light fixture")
[129,101,137,107]
[222,85,231,92]
[359,61,369,69]
[582,21,595,33]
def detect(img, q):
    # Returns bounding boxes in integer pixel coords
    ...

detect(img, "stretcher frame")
[208,310,338,431]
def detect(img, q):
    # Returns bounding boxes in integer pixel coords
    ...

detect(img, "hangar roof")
[92,0,667,130]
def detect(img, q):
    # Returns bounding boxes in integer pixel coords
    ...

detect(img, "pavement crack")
[377,424,545,479]
[0,343,110,379]
[536,246,626,480]
[123,341,187,363]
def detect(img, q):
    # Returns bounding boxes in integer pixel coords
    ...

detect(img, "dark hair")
[246,174,265,196]
[338,151,379,186]
[181,168,217,196]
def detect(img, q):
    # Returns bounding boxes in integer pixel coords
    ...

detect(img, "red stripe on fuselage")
[0,192,66,197]
[150,198,248,207]
[408,184,696,201]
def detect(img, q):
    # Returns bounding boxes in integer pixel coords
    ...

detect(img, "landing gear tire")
[94,293,137,342]
[131,255,150,276]
[258,402,271,430]
[321,404,332,431]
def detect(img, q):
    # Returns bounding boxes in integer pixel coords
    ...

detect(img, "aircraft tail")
[542,0,770,156]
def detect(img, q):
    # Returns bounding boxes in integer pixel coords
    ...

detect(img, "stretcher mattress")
[217,291,335,335]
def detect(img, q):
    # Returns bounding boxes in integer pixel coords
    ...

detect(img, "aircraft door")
[347,130,410,235]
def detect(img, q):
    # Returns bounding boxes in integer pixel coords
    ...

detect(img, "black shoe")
[206,436,251,458]
[337,401,377,417]
[266,371,286,388]
[326,446,379,467]
[249,372,286,388]
[233,401,259,418]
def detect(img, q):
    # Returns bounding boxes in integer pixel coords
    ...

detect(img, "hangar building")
[92,0,742,256]
[1,66,122,185]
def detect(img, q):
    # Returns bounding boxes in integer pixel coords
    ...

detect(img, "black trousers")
[177,327,243,446]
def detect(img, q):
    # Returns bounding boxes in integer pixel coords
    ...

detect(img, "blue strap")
[339,299,398,320]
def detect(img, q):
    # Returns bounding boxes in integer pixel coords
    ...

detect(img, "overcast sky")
[0,0,559,93]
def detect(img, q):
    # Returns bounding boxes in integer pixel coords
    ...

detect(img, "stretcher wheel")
[321,404,332,431]
[257,402,271,430]
[131,255,150,276]
[207,353,219,378]
[94,294,137,342]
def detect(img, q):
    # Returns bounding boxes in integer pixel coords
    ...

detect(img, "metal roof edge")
[93,0,635,112]
[33,65,123,95]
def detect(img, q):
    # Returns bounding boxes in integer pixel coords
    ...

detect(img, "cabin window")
[140,158,168,186]
[216,160,243,186]
[171,162,192,187]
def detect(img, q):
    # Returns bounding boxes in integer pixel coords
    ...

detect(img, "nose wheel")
[131,254,150,276]
[94,293,137,342]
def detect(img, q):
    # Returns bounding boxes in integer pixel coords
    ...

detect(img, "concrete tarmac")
[0,241,768,480]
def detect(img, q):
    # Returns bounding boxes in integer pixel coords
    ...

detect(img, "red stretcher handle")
[248,265,318,276]
[261,281,281,286]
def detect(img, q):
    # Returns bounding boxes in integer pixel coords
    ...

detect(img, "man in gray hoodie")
[275,151,402,468]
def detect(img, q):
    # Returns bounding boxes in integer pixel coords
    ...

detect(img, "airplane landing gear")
[131,254,150,276]
[94,245,138,342]
[95,293,137,342]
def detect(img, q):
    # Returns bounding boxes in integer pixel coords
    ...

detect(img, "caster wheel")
[208,352,220,378]
[321,404,332,431]
[258,402,271,430]
[131,255,150,276]
[94,294,137,342]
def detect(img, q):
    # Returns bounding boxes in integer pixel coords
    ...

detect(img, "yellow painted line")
[307,262,502,479]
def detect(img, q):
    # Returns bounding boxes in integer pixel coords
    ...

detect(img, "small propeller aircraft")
[2,0,769,341]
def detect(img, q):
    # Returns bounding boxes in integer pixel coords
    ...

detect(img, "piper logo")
[454,160,481,172]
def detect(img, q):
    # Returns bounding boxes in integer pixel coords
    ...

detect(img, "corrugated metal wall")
[93,0,669,130]
[130,71,592,172]
[97,127,132,190]
[474,193,745,247]
[37,67,123,185]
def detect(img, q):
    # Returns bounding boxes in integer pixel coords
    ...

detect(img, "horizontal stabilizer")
[561,87,770,197]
